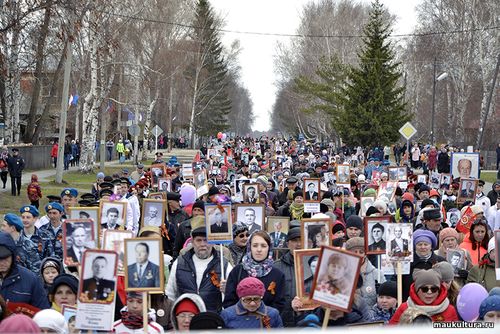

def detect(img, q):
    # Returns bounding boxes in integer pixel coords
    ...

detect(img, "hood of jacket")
[0,232,17,267]
[39,256,63,275]
[170,293,207,330]
[399,199,415,222]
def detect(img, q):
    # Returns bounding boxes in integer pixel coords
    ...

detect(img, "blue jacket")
[0,232,50,309]
[221,300,283,329]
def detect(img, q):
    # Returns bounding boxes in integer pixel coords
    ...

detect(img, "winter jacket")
[369,304,396,323]
[27,181,42,202]
[389,283,458,324]
[428,148,438,170]
[273,251,297,327]
[223,264,286,313]
[466,254,500,292]
[7,155,24,177]
[304,294,372,326]
[459,234,488,266]
[486,181,499,206]
[359,259,386,308]
[221,300,283,329]
[402,252,446,302]
[50,144,58,158]
[0,232,50,309]
[437,152,450,173]
[170,294,206,330]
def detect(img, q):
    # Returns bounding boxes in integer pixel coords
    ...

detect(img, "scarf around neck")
[290,201,304,220]
[241,252,274,278]
[121,310,144,329]
[407,295,449,316]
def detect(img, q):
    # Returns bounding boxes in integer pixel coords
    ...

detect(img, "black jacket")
[7,155,25,177]
[273,251,297,327]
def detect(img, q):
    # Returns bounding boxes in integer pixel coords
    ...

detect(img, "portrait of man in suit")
[269,219,287,248]
[390,225,409,256]
[208,206,228,234]
[66,224,91,265]
[127,242,161,289]
[460,181,475,199]
[101,207,121,230]
[81,256,115,302]
[245,186,258,203]
[305,182,319,201]
[143,205,163,227]
[240,207,262,234]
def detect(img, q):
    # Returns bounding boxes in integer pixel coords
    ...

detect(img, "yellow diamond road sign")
[399,122,417,140]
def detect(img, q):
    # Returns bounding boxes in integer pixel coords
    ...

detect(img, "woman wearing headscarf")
[223,231,286,312]
[227,223,249,265]
[460,218,490,266]
[389,269,458,324]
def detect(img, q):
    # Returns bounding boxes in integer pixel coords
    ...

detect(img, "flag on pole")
[456,206,475,234]
[68,93,79,106]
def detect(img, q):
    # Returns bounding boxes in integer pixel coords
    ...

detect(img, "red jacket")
[51,144,58,158]
[460,234,488,266]
[389,283,458,324]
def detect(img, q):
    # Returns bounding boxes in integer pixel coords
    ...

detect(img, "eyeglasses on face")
[419,286,439,294]
[241,296,262,304]
[237,233,249,238]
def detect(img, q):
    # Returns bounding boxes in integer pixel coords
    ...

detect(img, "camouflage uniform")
[39,223,64,260]
[15,234,42,275]
[22,227,46,258]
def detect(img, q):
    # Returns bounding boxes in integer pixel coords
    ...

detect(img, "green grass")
[481,171,498,184]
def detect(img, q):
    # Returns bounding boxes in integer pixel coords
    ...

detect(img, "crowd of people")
[0,135,499,333]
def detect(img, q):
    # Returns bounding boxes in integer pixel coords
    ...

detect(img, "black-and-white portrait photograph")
[68,207,99,240]
[451,152,480,179]
[301,219,332,249]
[99,200,127,231]
[63,220,96,267]
[311,246,363,312]
[458,178,478,203]
[323,172,336,186]
[194,169,208,190]
[293,249,321,311]
[124,238,164,292]
[103,230,133,275]
[417,174,427,184]
[360,196,375,217]
[377,181,397,202]
[243,183,259,203]
[241,152,249,165]
[303,178,321,202]
[446,210,460,227]
[150,164,166,185]
[446,249,465,275]
[157,177,171,192]
[141,199,166,228]
[397,167,408,181]
[336,164,350,185]
[79,250,117,304]
[388,167,399,182]
[430,171,440,189]
[440,173,451,187]
[364,217,389,255]
[182,163,194,178]
[148,192,166,200]
[235,204,265,235]
[386,223,413,262]
[205,203,233,243]
[234,178,250,196]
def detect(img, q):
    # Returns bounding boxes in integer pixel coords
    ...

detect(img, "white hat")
[488,237,495,254]
[358,174,366,182]
[33,309,67,334]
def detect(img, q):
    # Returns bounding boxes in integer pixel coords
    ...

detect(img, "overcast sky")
[210,0,421,132]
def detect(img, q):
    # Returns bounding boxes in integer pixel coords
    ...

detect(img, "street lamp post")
[431,58,448,146]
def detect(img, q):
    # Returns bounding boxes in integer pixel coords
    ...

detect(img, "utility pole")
[55,37,72,184]
[430,58,437,146]
[477,53,500,149]
[99,103,107,171]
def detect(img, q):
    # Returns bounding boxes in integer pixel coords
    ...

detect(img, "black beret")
[286,177,298,184]
[166,192,181,201]
[99,189,114,197]
[100,182,114,189]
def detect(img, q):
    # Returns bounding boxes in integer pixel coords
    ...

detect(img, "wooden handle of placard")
[322,308,331,329]
[397,261,402,306]
[143,291,148,333]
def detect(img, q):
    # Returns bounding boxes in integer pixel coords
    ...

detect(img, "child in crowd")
[26,174,42,209]
[370,281,398,322]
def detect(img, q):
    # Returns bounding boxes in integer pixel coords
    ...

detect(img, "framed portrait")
[234,178,250,196]
[360,196,375,217]
[364,216,390,255]
[336,164,350,186]
[78,249,118,304]
[68,207,99,240]
[194,169,207,189]
[397,167,408,181]
[150,164,167,186]
[388,167,399,182]
[303,178,321,202]
[242,183,260,204]
[62,305,77,329]
[63,220,96,267]
[207,148,217,158]
[103,230,133,275]
[205,202,233,243]
[386,223,413,262]
[446,209,460,227]
[429,171,441,189]
[148,192,166,200]
[241,152,249,165]
[440,173,451,187]
[141,199,167,228]
[451,152,480,180]
[99,200,127,231]
[387,199,398,216]
[124,237,164,292]
[267,216,290,249]
[446,249,466,275]
[293,249,321,311]
[377,181,397,202]
[182,163,194,178]
[311,246,363,312]
[417,174,427,184]
[235,204,265,235]
[457,178,478,204]
[323,172,335,185]
[157,177,171,192]
[301,218,333,249]
[380,254,410,275]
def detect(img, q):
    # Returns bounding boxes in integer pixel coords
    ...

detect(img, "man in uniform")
[0,213,42,274]
[368,222,386,252]
[20,205,45,253]
[7,147,24,196]
[61,188,78,214]
[39,202,65,260]
[82,256,115,301]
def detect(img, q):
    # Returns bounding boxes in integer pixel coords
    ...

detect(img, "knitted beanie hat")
[175,298,200,315]
[378,281,397,299]
[432,262,454,282]
[345,215,363,230]
[236,277,265,298]
[479,295,500,320]
[413,269,441,291]
[413,229,437,249]
[345,237,364,251]
[439,227,459,243]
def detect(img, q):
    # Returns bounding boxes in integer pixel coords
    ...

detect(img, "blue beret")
[368,158,374,162]
[413,229,437,249]
[19,205,40,217]
[45,202,65,213]
[61,188,78,198]
[4,213,23,232]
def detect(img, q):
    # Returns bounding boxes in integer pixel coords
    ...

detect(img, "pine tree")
[338,0,410,146]
[187,0,231,141]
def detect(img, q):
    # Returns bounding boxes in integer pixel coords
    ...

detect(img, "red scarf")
[121,310,143,329]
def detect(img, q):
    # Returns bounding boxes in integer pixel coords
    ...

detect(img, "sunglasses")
[241,296,262,304]
[419,286,439,294]
[237,233,249,238]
